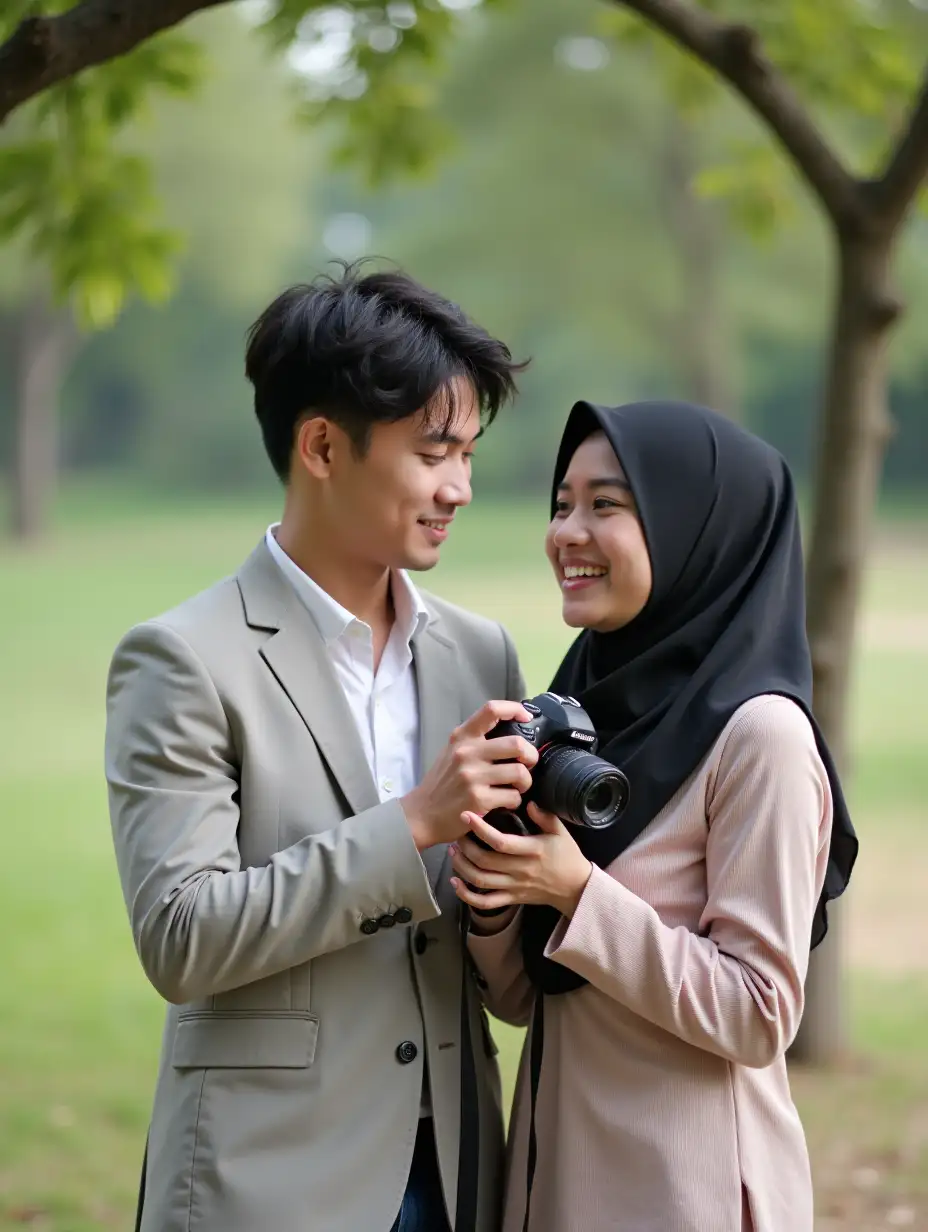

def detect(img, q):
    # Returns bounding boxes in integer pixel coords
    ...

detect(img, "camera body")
[485,692,629,837]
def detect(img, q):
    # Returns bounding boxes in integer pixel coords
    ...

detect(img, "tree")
[603,0,928,1063]
[0,0,489,534]
[0,0,490,315]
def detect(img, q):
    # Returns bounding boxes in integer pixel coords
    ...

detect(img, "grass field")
[1,487,927,1231]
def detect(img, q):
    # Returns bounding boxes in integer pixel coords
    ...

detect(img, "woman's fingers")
[451,844,512,890]
[525,801,567,833]
[463,811,535,854]
[451,877,516,911]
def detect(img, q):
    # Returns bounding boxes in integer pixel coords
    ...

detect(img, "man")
[105,265,537,1232]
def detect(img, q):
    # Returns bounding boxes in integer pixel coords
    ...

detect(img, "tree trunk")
[10,293,77,540]
[662,114,738,416]
[791,229,898,1064]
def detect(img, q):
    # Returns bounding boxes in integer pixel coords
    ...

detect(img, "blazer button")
[414,931,428,956]
[378,913,397,929]
[396,1040,418,1065]
[360,918,379,935]
[394,907,413,924]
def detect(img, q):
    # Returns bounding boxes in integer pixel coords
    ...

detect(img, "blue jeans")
[390,1117,451,1232]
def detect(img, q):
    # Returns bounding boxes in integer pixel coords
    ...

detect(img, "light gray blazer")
[105,539,524,1232]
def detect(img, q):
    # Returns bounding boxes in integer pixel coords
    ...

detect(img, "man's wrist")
[400,791,433,852]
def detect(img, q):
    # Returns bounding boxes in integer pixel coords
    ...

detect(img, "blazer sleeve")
[106,620,440,1005]
[463,621,534,1027]
[544,696,833,1068]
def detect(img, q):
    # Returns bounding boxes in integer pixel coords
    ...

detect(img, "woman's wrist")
[469,905,518,935]
[553,860,594,919]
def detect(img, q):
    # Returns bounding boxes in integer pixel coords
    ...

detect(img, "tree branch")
[610,0,864,230]
[871,64,928,231]
[0,0,231,125]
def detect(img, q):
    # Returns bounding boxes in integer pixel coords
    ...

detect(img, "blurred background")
[1,0,927,1228]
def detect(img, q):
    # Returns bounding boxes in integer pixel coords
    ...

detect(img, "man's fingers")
[484,761,533,793]
[475,787,524,815]
[484,734,538,767]
[458,699,532,739]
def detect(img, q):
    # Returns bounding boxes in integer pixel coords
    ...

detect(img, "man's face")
[322,375,480,574]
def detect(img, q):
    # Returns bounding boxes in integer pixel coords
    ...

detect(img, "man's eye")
[420,453,447,465]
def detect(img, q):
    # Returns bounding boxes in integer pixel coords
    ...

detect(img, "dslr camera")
[484,692,629,837]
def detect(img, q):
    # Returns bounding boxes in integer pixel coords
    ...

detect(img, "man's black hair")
[245,261,529,480]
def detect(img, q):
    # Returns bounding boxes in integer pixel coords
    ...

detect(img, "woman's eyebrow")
[588,477,631,491]
[557,477,631,492]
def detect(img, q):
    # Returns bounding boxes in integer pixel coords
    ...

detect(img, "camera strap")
[133,1131,148,1231]
[521,994,545,1232]
[456,905,481,1232]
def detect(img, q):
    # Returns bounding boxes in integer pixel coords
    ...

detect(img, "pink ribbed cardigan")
[468,695,834,1232]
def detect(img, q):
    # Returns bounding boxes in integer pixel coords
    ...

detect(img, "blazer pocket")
[172,1010,319,1069]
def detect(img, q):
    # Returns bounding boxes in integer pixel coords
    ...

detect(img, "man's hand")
[401,701,538,851]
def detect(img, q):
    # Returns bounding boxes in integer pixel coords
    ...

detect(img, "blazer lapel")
[413,613,466,889]
[237,541,380,817]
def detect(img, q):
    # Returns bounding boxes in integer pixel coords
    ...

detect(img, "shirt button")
[395,907,413,925]
[414,930,428,955]
[360,918,379,935]
[395,1040,418,1065]
[378,913,397,929]
[382,779,394,794]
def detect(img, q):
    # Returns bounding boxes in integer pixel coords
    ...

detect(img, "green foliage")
[601,0,928,223]
[265,1,466,180]
[694,142,797,239]
[0,0,487,328]
[0,31,202,328]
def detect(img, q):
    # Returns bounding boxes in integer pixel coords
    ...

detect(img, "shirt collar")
[265,524,430,648]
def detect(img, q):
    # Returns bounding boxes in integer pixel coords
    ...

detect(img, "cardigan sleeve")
[467,907,535,1027]
[544,696,833,1068]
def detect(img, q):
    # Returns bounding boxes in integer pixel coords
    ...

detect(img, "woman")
[450,400,857,1232]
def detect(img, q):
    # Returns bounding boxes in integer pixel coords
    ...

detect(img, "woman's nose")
[553,510,589,545]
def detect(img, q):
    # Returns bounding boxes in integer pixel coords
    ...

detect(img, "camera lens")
[533,745,628,829]
[584,779,619,819]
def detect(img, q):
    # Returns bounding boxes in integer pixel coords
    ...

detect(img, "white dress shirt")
[265,526,435,1116]
[266,525,430,805]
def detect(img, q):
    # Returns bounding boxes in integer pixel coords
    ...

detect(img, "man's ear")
[294,415,335,479]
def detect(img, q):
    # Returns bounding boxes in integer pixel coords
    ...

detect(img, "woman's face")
[545,430,653,633]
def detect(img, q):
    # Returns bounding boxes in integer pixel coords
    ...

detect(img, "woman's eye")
[593,497,622,511]
[553,501,570,515]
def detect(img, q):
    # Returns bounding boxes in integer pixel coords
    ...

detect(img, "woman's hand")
[450,803,593,919]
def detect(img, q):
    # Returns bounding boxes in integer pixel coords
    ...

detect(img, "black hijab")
[522,400,858,995]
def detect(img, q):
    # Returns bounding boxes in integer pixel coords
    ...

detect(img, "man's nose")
[437,474,472,508]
